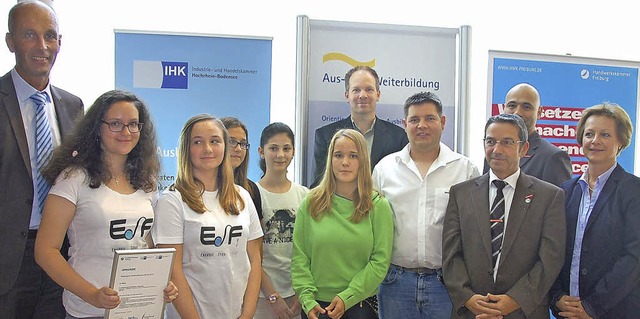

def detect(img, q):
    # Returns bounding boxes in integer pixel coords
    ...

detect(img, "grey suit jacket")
[442,173,566,319]
[483,132,572,187]
[311,115,408,187]
[0,71,83,294]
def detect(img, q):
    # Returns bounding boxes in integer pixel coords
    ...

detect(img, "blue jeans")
[378,264,452,319]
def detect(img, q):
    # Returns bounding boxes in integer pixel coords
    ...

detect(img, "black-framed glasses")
[228,139,250,150]
[483,138,523,148]
[101,120,143,133]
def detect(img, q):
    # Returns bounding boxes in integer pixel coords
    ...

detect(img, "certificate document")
[105,248,176,319]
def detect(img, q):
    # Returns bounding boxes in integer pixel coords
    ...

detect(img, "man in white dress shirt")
[373,91,479,319]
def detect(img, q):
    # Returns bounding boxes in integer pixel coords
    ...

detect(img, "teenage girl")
[254,122,309,319]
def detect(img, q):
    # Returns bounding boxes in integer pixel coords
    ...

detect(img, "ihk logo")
[133,60,188,89]
[110,217,153,240]
[200,225,243,247]
[165,64,186,76]
[162,62,188,89]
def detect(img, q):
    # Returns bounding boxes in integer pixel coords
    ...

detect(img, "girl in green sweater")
[291,129,394,319]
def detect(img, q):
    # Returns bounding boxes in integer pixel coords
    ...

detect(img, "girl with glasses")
[221,117,263,221]
[34,90,177,318]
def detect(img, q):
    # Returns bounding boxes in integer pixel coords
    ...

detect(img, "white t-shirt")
[49,168,157,317]
[257,182,309,298]
[152,186,263,319]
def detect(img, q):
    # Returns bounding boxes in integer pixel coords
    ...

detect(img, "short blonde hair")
[576,102,632,154]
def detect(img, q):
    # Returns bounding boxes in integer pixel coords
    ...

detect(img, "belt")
[28,229,38,239]
[396,264,439,275]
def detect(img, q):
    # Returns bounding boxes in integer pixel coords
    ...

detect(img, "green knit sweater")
[291,192,394,315]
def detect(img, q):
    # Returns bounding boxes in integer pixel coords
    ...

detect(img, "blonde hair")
[173,114,244,215]
[576,102,632,155]
[307,129,375,222]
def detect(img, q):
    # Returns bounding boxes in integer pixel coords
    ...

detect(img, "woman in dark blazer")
[550,102,640,319]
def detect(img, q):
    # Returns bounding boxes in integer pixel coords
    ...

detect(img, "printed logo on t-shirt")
[109,217,153,240]
[264,209,295,245]
[200,225,243,247]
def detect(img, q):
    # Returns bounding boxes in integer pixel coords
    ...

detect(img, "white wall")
[2,0,638,173]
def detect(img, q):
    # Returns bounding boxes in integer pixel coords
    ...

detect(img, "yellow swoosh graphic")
[323,53,375,67]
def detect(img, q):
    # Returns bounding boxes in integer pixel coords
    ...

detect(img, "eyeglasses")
[101,120,143,133]
[228,139,250,150]
[483,138,523,148]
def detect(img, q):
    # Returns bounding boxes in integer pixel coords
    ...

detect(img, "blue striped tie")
[31,92,52,215]
[490,180,506,267]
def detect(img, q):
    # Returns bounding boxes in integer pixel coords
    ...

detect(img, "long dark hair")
[259,122,294,177]
[42,90,160,192]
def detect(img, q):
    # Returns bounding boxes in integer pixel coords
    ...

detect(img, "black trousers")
[301,299,377,319]
[0,236,65,319]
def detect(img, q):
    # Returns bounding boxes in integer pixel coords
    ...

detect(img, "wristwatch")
[268,293,278,304]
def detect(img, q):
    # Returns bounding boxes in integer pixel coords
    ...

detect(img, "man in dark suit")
[443,114,566,319]
[483,83,572,187]
[311,66,408,187]
[0,2,83,317]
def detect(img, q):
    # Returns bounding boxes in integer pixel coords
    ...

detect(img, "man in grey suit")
[443,114,565,319]
[0,2,83,317]
[311,66,408,187]
[483,83,572,187]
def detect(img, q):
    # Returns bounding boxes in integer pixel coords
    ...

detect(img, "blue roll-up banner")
[488,50,640,176]
[115,30,272,189]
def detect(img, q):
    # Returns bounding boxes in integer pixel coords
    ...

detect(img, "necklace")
[112,175,126,186]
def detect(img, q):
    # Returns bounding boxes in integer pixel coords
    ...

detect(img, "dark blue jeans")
[378,264,452,319]
[301,299,377,319]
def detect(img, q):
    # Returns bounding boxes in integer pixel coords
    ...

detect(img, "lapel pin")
[525,194,534,204]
